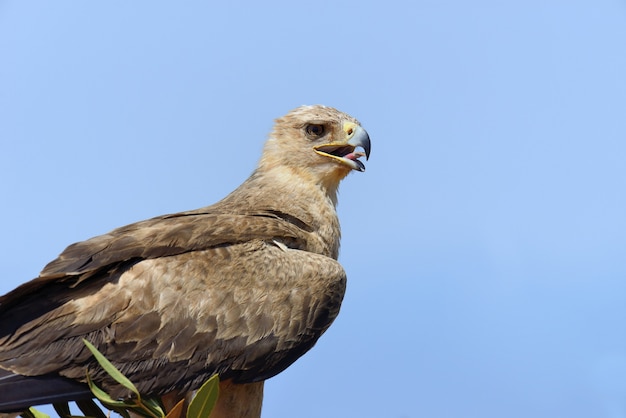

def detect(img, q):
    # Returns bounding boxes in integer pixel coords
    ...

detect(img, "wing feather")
[0,241,345,399]
[0,209,317,316]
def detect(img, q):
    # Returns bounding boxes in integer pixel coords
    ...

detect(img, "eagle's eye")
[305,124,326,139]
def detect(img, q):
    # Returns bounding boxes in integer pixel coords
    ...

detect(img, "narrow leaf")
[22,408,50,418]
[19,410,35,418]
[82,339,139,396]
[187,375,220,418]
[140,398,165,418]
[86,372,129,408]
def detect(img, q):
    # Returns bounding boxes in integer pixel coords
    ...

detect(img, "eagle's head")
[260,105,371,192]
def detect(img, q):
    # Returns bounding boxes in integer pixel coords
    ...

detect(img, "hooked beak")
[313,122,371,172]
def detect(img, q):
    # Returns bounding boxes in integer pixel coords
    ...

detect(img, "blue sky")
[2,1,626,417]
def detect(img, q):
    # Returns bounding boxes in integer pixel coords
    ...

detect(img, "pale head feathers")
[258,105,362,195]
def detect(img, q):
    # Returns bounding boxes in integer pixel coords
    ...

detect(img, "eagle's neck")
[220,167,342,259]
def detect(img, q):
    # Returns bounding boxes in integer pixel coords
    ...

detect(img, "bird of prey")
[0,105,371,417]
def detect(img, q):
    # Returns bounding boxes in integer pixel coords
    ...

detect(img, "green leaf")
[82,339,139,397]
[117,396,165,418]
[86,372,130,408]
[19,410,34,418]
[187,375,220,418]
[21,408,50,418]
[140,398,166,417]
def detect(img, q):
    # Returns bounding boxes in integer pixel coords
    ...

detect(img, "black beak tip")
[364,135,371,160]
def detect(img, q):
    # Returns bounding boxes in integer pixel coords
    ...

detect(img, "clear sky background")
[1,1,626,417]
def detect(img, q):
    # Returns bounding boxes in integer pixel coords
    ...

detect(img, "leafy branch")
[21,340,219,418]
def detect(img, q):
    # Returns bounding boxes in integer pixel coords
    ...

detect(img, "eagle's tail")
[0,368,92,412]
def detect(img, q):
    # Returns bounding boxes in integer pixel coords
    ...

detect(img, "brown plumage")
[0,105,370,417]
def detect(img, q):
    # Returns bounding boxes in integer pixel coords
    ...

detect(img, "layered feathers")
[0,105,369,414]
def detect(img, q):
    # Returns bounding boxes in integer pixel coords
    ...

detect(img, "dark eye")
[305,124,326,138]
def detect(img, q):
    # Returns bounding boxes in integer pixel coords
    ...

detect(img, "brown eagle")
[0,105,370,417]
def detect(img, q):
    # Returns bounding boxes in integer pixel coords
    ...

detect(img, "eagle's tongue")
[345,151,366,171]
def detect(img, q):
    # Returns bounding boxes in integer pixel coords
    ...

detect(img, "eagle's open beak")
[313,122,371,172]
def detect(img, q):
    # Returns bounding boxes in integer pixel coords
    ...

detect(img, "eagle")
[0,105,371,417]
